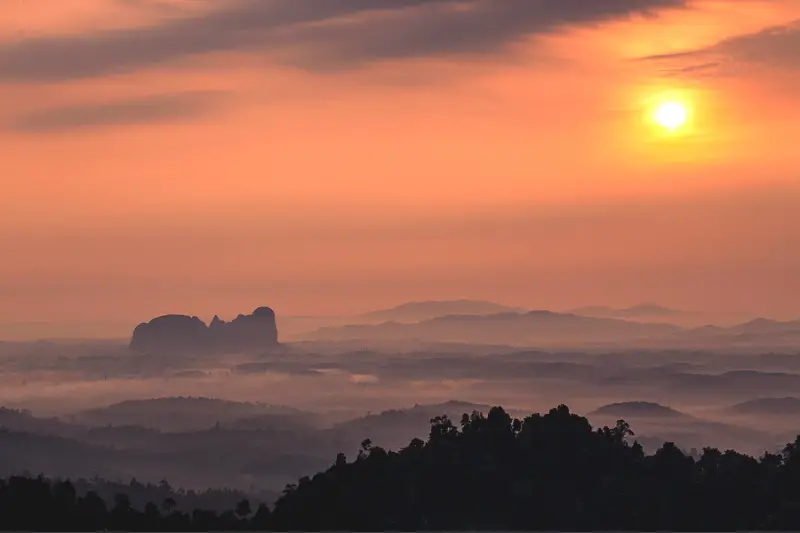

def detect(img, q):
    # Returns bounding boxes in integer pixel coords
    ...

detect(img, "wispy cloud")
[0,0,686,82]
[714,20,800,68]
[8,91,225,132]
[640,19,800,75]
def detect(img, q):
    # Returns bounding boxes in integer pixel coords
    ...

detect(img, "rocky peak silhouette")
[130,307,278,353]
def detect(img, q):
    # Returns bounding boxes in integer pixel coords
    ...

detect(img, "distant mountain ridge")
[727,397,800,416]
[303,309,800,349]
[276,300,527,341]
[571,303,683,319]
[358,300,527,323]
[306,310,682,347]
[728,318,800,335]
[680,318,800,348]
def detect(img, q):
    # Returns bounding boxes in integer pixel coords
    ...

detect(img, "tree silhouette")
[3,404,800,531]
[235,498,251,519]
[271,404,800,531]
[161,496,176,515]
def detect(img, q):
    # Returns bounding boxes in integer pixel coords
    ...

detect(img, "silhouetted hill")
[223,412,322,431]
[271,404,800,530]
[0,407,83,437]
[338,400,496,427]
[727,397,800,416]
[588,402,782,456]
[297,317,800,350]
[358,300,527,323]
[0,428,132,482]
[602,369,800,398]
[730,318,800,335]
[566,306,772,329]
[328,401,533,454]
[5,404,800,530]
[679,319,800,348]
[318,313,800,350]
[0,420,336,494]
[306,310,682,346]
[79,425,163,449]
[129,307,278,353]
[591,401,687,419]
[73,397,303,432]
[333,401,491,446]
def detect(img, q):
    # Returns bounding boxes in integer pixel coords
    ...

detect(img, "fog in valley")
[1,300,799,508]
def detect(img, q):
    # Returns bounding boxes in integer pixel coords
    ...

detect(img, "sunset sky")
[1,0,799,338]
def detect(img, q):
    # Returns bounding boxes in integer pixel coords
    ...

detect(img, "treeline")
[0,472,275,514]
[68,477,273,514]
[3,404,800,530]
[0,476,271,531]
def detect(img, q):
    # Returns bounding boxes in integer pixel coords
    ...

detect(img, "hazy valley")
[1,300,799,512]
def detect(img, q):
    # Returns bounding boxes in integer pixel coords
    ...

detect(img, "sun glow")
[654,101,688,130]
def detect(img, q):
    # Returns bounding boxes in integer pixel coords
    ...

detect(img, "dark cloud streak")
[286,0,687,70]
[0,0,685,82]
[8,91,225,132]
[0,0,462,81]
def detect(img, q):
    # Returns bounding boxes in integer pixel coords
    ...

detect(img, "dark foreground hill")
[3,404,800,531]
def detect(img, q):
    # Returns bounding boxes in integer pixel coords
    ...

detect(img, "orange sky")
[1,0,799,338]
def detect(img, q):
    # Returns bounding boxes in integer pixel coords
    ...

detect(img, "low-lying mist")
[2,334,800,504]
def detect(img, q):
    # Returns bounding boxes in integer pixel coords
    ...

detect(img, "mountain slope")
[306,311,682,347]
[74,397,306,432]
[359,300,527,324]
[590,401,687,419]
[727,397,800,416]
[572,303,682,319]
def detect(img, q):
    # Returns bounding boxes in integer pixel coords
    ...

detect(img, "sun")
[653,101,688,130]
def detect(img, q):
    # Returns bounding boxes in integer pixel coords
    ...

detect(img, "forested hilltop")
[3,404,800,531]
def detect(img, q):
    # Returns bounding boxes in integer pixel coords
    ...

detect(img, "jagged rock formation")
[130,307,278,353]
